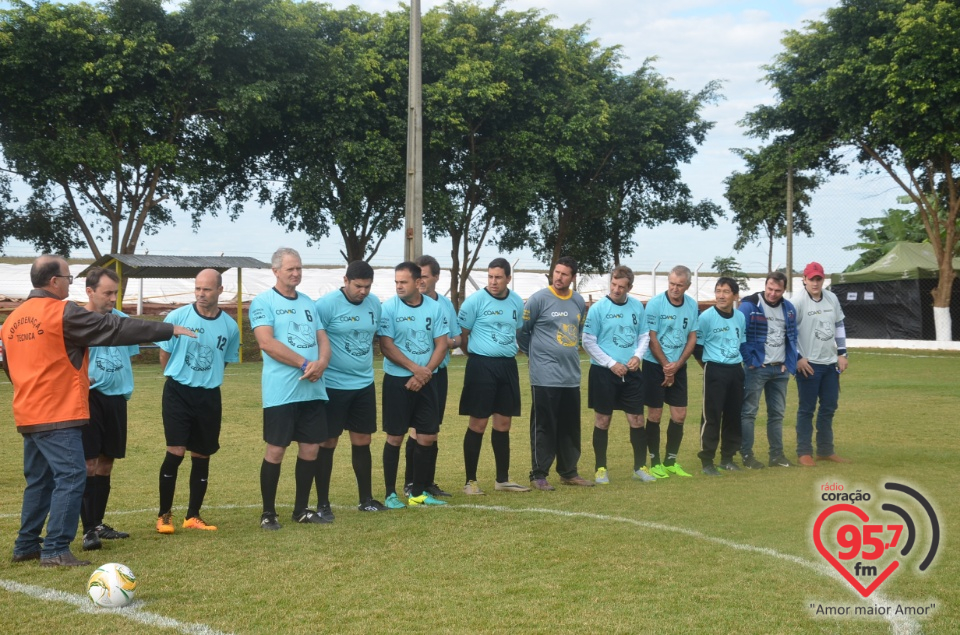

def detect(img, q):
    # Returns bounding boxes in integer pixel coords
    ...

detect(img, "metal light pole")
[404,0,423,262]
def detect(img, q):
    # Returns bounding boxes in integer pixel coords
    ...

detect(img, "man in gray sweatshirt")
[517,256,593,490]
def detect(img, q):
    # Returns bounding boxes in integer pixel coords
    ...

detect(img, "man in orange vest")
[3,255,195,567]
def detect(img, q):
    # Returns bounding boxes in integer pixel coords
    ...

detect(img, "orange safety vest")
[2,297,90,431]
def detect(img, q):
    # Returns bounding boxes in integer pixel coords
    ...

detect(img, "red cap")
[803,262,825,278]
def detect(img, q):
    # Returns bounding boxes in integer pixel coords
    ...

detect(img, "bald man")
[155,269,240,534]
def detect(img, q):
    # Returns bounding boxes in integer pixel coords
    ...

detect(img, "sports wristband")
[300,360,308,372]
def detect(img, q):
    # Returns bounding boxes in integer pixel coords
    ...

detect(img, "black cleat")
[768,456,794,468]
[95,524,130,539]
[741,456,766,470]
[82,529,102,551]
[358,499,388,512]
[292,509,331,525]
[317,503,336,523]
[702,464,722,477]
[260,512,282,531]
[719,461,742,471]
[425,483,452,497]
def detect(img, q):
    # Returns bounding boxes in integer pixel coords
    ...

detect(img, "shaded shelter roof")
[833,242,960,284]
[77,254,271,278]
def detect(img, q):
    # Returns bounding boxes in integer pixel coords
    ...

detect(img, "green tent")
[833,242,960,284]
[831,242,960,340]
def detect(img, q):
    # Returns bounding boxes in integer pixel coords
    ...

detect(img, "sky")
[1,0,904,273]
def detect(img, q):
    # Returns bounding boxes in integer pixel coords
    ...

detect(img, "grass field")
[1,351,957,635]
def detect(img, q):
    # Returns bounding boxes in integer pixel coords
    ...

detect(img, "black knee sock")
[404,436,416,487]
[426,441,439,485]
[412,442,430,496]
[646,420,661,465]
[94,474,110,527]
[665,420,684,466]
[593,427,609,471]
[260,459,282,515]
[81,476,96,532]
[315,447,335,507]
[630,427,648,471]
[186,457,210,520]
[491,429,510,483]
[294,457,316,515]
[352,444,373,504]
[463,428,483,483]
[159,452,184,516]
[383,442,401,497]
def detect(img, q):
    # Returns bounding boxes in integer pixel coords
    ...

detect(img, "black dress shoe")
[40,551,91,567]
[82,529,102,551]
[11,550,41,563]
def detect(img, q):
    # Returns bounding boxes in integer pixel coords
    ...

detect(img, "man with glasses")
[3,255,194,567]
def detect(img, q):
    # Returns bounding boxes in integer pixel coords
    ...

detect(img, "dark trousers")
[697,362,744,464]
[529,386,581,480]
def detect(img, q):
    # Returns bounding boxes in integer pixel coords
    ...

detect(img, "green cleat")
[665,463,693,477]
[649,463,670,479]
[594,467,610,484]
[384,493,406,509]
[408,493,448,507]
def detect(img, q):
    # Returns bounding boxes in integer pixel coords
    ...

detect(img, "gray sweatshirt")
[517,287,586,388]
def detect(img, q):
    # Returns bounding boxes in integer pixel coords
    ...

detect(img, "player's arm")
[670,331,698,373]
[159,349,171,372]
[516,296,538,355]
[379,336,429,385]
[253,325,314,377]
[835,320,848,372]
[647,331,668,367]
[581,333,623,376]
[629,330,650,371]
[459,327,471,356]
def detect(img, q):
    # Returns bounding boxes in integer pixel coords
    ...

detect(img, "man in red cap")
[792,262,850,466]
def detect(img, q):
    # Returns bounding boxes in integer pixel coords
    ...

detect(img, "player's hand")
[412,365,431,385]
[610,362,628,377]
[796,358,814,377]
[626,356,640,372]
[837,356,848,373]
[172,325,198,338]
[405,376,424,392]
[299,360,325,382]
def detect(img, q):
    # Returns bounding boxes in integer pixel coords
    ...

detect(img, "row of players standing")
[145,250,853,534]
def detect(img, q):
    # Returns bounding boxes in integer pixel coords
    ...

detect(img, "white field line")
[0,579,234,635]
[0,502,925,635]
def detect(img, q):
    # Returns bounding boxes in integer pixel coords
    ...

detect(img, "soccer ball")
[87,562,137,608]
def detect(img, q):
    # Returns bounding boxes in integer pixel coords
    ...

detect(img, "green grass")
[1,351,958,634]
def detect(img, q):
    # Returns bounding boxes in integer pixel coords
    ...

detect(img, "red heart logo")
[813,504,899,597]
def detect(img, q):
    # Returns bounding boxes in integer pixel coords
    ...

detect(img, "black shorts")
[83,389,128,460]
[162,378,222,456]
[382,373,440,436]
[587,364,644,415]
[263,399,328,447]
[459,355,521,419]
[642,360,689,408]
[435,366,449,424]
[326,384,377,438]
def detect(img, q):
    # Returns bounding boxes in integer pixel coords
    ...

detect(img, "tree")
[712,256,750,292]
[266,5,408,263]
[0,0,307,258]
[842,202,932,271]
[723,144,819,272]
[419,1,555,307]
[513,49,723,274]
[744,0,960,340]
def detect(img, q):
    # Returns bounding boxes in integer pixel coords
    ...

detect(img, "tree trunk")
[931,265,955,341]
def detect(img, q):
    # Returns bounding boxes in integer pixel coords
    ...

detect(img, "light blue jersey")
[315,288,381,390]
[696,307,746,364]
[158,304,240,389]
[642,292,700,364]
[457,288,524,358]
[583,296,646,366]
[88,308,139,398]
[431,293,461,369]
[377,294,448,377]
[250,288,327,407]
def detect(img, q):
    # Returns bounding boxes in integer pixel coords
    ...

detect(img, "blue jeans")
[795,363,840,457]
[740,365,789,460]
[14,427,86,559]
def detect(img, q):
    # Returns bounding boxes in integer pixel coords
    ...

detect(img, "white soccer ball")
[87,562,137,608]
